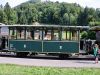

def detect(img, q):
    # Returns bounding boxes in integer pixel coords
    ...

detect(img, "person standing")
[93,44,99,63]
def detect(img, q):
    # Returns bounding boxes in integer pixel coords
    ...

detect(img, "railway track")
[0,52,95,60]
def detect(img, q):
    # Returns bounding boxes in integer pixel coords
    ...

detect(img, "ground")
[0,53,100,68]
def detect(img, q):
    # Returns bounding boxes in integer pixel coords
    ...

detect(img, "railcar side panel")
[43,41,61,52]
[9,40,79,53]
[9,40,42,52]
[43,41,79,53]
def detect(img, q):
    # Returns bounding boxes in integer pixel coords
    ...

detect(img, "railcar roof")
[89,26,100,31]
[0,24,89,29]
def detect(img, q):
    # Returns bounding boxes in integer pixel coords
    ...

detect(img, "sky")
[0,0,100,9]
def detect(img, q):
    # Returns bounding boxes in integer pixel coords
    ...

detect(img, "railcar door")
[0,26,9,50]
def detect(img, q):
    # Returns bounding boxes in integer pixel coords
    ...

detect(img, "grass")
[0,64,100,75]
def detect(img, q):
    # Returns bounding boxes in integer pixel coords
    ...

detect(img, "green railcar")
[0,25,89,58]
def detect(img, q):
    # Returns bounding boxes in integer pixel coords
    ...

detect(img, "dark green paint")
[9,40,42,52]
[9,40,79,53]
[43,41,79,53]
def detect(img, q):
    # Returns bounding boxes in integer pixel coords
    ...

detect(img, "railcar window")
[62,31,67,40]
[70,31,78,41]
[72,31,78,41]
[26,30,32,40]
[17,29,25,39]
[66,31,70,40]
[34,30,42,40]
[21,30,25,39]
[17,30,20,39]
[9,28,26,40]
[52,30,59,40]
[9,29,16,39]
[61,30,78,41]
[44,30,51,40]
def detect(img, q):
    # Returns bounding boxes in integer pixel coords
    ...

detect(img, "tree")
[69,13,76,25]
[95,8,100,25]
[0,9,4,23]
[0,9,8,24]
[63,13,69,25]
[19,11,27,24]
[81,7,89,26]
[53,11,60,24]
[9,1,99,26]
[4,2,17,24]
[0,4,3,8]
[77,7,90,26]
[87,31,96,39]
[25,8,33,24]
[10,10,18,24]
[29,0,41,3]
[81,31,88,39]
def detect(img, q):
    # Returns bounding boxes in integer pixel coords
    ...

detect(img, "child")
[93,44,99,63]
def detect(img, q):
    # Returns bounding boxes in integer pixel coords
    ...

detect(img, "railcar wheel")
[16,52,29,57]
[59,54,70,59]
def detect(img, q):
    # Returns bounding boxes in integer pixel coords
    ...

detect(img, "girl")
[93,44,99,63]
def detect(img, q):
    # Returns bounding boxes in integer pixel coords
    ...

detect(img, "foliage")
[81,31,96,40]
[4,2,18,24]
[87,31,96,39]
[0,8,7,24]
[0,1,99,26]
[81,31,88,39]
